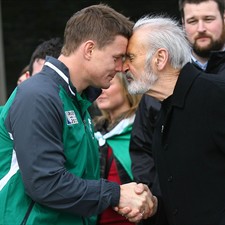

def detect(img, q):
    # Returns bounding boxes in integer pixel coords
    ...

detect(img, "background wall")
[1,0,180,98]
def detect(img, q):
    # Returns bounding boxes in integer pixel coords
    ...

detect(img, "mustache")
[124,71,133,79]
[195,34,212,39]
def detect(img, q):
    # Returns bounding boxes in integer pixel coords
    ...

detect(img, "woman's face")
[96,75,130,119]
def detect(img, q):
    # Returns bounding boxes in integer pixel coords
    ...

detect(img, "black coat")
[130,51,225,225]
[154,63,225,225]
[130,94,161,191]
[203,51,225,74]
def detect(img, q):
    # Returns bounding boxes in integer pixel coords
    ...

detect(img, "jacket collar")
[205,51,225,73]
[170,62,202,108]
[44,56,102,102]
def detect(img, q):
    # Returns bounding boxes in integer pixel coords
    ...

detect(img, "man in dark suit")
[122,15,225,225]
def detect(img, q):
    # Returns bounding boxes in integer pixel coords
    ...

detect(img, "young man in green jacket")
[0,4,157,225]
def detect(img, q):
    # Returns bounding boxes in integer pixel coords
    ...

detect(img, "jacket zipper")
[20,200,35,225]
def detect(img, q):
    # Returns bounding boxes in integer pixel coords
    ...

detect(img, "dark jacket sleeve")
[5,83,120,217]
[130,95,161,192]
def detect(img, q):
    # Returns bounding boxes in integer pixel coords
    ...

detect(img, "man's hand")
[134,183,158,219]
[114,182,158,223]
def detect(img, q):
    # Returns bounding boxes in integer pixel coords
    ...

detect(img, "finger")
[142,195,158,219]
[137,190,152,216]
[114,206,132,216]
[151,195,158,216]
[127,212,143,223]
[137,192,154,219]
[134,183,145,194]
[121,208,139,218]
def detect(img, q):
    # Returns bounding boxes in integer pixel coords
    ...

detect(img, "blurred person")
[0,4,156,225]
[122,15,225,225]
[93,73,142,225]
[16,37,63,85]
[29,37,63,76]
[17,64,29,85]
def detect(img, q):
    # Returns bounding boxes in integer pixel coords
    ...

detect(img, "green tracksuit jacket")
[0,57,120,225]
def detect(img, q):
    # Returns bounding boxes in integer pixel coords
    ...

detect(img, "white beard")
[126,69,158,95]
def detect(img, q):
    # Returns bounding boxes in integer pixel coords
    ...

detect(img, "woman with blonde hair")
[94,72,142,225]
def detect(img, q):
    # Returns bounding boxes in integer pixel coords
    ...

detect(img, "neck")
[58,54,87,94]
[109,103,130,123]
[146,69,180,101]
[192,51,208,64]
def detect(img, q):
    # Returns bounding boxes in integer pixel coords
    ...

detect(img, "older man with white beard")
[128,1,225,224]
[122,15,225,225]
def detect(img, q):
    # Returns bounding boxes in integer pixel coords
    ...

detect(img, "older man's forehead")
[127,37,147,56]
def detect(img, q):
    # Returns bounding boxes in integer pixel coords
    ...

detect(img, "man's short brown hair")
[178,0,225,19]
[62,4,133,56]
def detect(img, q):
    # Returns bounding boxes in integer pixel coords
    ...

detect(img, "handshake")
[114,182,158,223]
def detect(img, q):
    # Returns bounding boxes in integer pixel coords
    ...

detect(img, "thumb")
[135,183,145,194]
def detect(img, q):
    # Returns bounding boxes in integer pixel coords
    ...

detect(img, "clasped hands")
[114,182,158,223]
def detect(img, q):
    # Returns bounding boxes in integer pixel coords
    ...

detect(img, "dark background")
[1,0,180,97]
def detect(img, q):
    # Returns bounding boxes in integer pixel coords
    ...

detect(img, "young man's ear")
[83,40,95,60]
